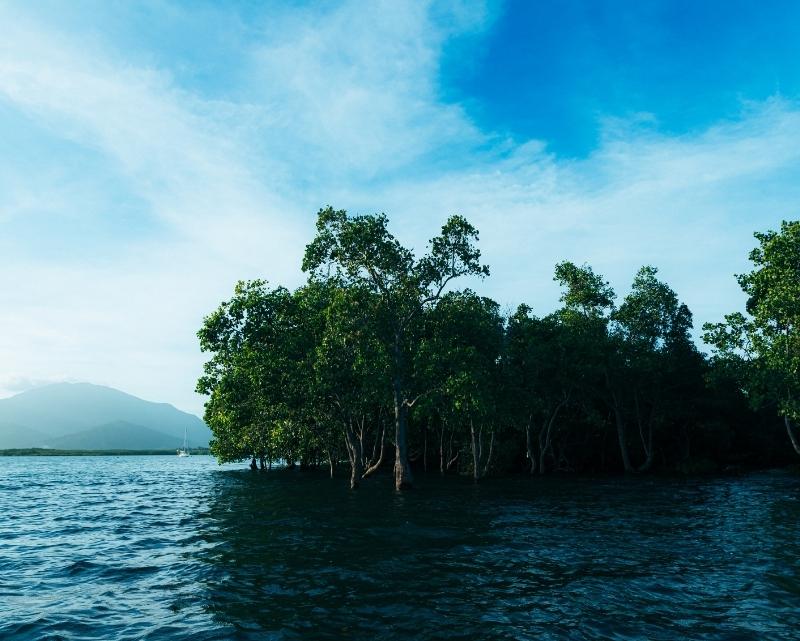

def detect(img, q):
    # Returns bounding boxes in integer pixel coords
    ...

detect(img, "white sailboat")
[177,427,190,457]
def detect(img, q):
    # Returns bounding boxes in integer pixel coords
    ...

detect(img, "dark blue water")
[1,456,799,640]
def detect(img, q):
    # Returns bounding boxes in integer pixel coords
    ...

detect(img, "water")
[1,457,799,640]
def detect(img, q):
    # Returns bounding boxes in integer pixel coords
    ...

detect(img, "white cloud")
[382,102,800,339]
[239,1,492,187]
[0,5,304,274]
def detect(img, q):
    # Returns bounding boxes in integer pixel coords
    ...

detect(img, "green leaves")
[554,261,615,317]
[302,207,413,293]
[419,291,502,417]
[417,215,490,290]
[200,206,491,481]
[198,206,792,476]
[614,266,690,352]
[195,280,308,463]
[704,220,800,446]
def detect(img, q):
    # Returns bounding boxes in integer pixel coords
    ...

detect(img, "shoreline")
[0,448,211,456]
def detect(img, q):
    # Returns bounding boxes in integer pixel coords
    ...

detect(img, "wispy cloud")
[242,1,490,184]
[367,98,800,319]
[0,4,303,270]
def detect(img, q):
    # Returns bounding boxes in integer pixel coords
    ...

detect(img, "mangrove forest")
[197,209,800,489]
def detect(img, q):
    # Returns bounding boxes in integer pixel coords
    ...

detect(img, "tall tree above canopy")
[553,261,633,468]
[554,261,615,319]
[704,220,800,456]
[614,266,691,351]
[614,266,697,471]
[302,207,489,489]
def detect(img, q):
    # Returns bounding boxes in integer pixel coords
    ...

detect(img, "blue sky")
[1,0,799,415]
[446,0,800,156]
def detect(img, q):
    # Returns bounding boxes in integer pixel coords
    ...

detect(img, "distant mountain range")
[0,383,211,450]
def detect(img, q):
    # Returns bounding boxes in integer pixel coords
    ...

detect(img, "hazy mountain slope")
[46,421,184,450]
[0,423,50,449]
[0,383,210,447]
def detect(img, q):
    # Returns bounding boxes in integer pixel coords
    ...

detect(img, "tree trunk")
[525,417,536,474]
[447,427,457,470]
[470,419,481,481]
[327,448,335,479]
[393,379,413,490]
[363,424,387,479]
[447,450,459,471]
[358,416,367,470]
[445,421,459,471]
[635,394,655,473]
[439,426,445,474]
[605,370,634,473]
[637,420,654,473]
[345,422,363,489]
[786,416,800,456]
[392,332,413,490]
[538,402,564,475]
[350,445,363,489]
[482,430,495,478]
[614,403,634,473]
[368,420,381,469]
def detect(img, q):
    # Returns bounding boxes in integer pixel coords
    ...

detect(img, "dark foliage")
[198,211,798,487]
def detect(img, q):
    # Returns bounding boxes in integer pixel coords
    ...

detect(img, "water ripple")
[1,457,799,639]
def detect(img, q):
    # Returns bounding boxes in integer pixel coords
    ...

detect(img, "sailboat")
[177,427,190,457]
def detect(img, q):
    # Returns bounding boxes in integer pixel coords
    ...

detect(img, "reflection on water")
[1,456,799,640]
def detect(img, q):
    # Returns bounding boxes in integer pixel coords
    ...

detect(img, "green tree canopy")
[704,220,800,455]
[301,207,488,489]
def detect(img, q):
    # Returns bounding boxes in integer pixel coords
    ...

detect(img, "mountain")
[0,383,210,449]
[47,421,184,450]
[0,422,50,449]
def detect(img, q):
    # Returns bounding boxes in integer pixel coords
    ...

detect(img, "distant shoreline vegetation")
[0,448,211,456]
[197,208,800,490]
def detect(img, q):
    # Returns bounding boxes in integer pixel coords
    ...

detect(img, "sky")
[1,0,799,416]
